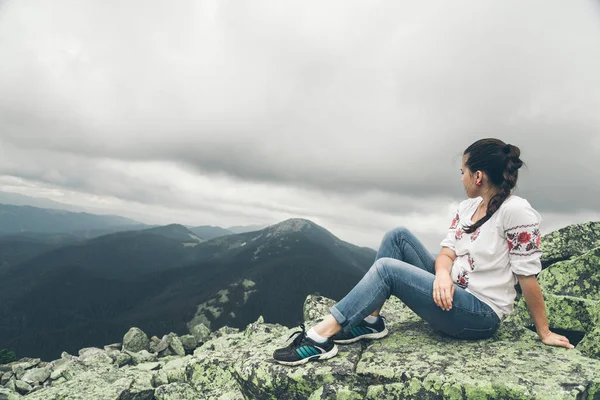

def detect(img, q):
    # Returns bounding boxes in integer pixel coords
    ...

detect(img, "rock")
[189,324,211,343]
[51,377,66,386]
[13,381,31,395]
[152,370,168,388]
[104,343,122,351]
[0,387,21,400]
[135,362,161,371]
[308,384,364,399]
[149,342,158,353]
[60,352,75,361]
[154,382,198,400]
[78,348,113,367]
[9,367,23,382]
[512,293,597,332]
[11,359,40,372]
[538,246,600,300]
[578,326,600,359]
[0,372,13,386]
[162,357,191,384]
[4,377,17,392]
[150,336,161,344]
[46,357,86,383]
[243,315,265,338]
[210,326,238,339]
[155,337,170,353]
[78,347,99,356]
[20,368,50,385]
[126,350,157,366]
[123,327,150,353]
[540,221,600,267]
[105,349,121,362]
[165,334,185,357]
[179,335,198,354]
[116,352,133,367]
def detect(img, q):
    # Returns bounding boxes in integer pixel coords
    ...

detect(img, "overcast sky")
[1,0,599,251]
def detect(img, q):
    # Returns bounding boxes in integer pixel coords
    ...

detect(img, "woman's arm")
[517,274,574,349]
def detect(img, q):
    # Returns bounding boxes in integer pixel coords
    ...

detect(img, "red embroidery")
[467,253,475,270]
[517,232,531,244]
[455,228,463,240]
[450,212,460,229]
[470,228,480,242]
[456,270,469,288]
[506,226,541,254]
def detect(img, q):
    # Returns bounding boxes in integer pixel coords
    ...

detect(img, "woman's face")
[461,155,478,198]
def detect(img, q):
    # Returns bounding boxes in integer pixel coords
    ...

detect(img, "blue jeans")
[329,227,501,339]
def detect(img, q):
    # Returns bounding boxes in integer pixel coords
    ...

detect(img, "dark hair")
[463,138,524,234]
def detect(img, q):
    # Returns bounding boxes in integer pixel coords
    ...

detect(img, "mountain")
[0,218,376,360]
[0,191,87,212]
[0,203,145,235]
[226,224,268,234]
[187,225,233,240]
[0,232,83,272]
[2,224,205,280]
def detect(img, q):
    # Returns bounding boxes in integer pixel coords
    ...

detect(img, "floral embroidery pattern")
[456,270,469,288]
[467,253,475,270]
[455,228,463,241]
[449,212,460,229]
[506,224,542,255]
[470,228,480,242]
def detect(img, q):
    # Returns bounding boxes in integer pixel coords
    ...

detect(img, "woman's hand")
[539,331,574,349]
[433,272,455,311]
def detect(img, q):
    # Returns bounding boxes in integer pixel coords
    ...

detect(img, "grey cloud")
[1,0,599,217]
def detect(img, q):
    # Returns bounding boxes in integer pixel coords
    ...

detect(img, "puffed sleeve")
[440,207,460,251]
[503,200,543,276]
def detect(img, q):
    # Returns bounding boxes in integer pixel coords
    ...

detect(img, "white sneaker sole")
[332,327,389,344]
[275,344,338,366]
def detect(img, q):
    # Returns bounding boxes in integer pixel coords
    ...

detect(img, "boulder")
[10,359,40,372]
[78,348,114,367]
[115,352,133,368]
[123,327,150,353]
[0,372,13,386]
[537,246,600,300]
[13,381,31,396]
[154,382,198,400]
[179,335,198,354]
[189,323,211,343]
[20,368,50,385]
[164,334,185,357]
[126,350,157,366]
[0,387,21,400]
[104,343,122,352]
[540,221,600,267]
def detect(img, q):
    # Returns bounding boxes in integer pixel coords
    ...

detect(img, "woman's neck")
[478,188,499,210]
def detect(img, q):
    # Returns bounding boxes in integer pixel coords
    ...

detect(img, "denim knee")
[381,226,411,248]
[371,258,393,299]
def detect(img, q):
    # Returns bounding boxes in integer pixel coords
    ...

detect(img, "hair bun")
[503,144,511,154]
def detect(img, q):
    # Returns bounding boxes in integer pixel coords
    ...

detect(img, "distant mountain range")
[0,202,376,361]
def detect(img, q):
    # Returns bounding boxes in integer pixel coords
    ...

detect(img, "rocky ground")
[1,221,599,400]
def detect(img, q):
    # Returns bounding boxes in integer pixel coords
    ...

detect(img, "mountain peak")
[268,218,316,234]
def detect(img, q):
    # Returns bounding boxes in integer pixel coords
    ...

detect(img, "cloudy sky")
[0,0,599,251]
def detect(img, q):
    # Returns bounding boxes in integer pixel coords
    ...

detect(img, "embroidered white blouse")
[440,195,543,320]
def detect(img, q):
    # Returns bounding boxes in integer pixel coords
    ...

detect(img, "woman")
[273,138,573,366]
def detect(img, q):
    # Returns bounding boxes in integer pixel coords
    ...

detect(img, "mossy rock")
[512,293,598,333]
[541,222,600,267]
[538,246,600,300]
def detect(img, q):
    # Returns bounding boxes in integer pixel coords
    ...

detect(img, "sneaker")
[331,315,388,344]
[272,324,338,366]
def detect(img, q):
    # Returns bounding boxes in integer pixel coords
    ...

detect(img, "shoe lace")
[287,323,307,347]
